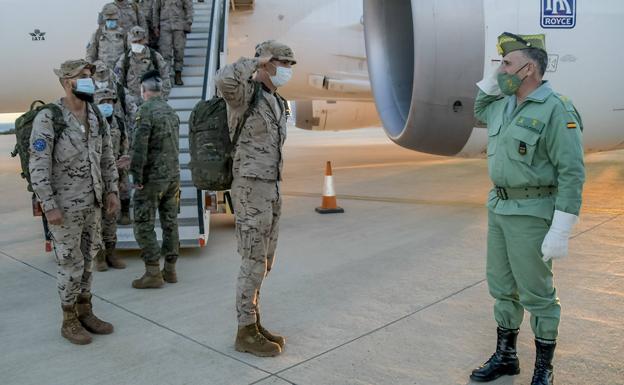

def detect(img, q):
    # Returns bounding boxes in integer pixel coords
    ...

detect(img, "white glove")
[541,210,579,262]
[476,69,501,96]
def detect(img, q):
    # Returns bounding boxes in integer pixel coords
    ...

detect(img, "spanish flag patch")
[567,122,577,129]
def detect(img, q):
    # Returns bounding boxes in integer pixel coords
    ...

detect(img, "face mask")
[497,62,529,96]
[98,103,114,118]
[131,43,145,54]
[95,80,109,89]
[270,66,293,88]
[72,78,95,102]
[105,20,118,29]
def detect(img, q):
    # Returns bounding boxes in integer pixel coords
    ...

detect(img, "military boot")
[162,259,177,283]
[76,293,114,334]
[132,262,165,289]
[118,199,132,225]
[61,304,92,345]
[531,339,556,385]
[174,71,184,86]
[235,323,281,357]
[256,312,285,349]
[94,249,108,272]
[470,327,521,382]
[105,242,126,269]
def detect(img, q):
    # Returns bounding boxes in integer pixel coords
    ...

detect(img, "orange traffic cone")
[315,161,344,214]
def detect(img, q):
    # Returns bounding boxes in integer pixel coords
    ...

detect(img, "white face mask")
[95,80,109,89]
[131,43,145,54]
[270,66,293,88]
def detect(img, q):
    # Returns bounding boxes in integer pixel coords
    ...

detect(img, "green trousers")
[133,180,180,263]
[487,210,561,340]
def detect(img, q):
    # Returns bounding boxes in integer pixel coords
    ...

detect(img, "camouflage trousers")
[48,207,101,306]
[159,28,186,72]
[133,180,180,263]
[232,177,281,326]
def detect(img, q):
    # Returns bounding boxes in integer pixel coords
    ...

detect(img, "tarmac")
[0,127,622,385]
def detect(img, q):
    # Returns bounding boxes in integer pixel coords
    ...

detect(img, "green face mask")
[497,62,529,95]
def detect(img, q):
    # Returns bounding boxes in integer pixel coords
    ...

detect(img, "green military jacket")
[474,81,585,219]
[130,95,180,185]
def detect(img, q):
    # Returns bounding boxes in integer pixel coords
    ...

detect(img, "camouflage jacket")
[29,99,119,213]
[153,0,193,31]
[113,49,171,100]
[108,115,129,160]
[108,0,148,32]
[130,96,180,185]
[215,57,287,181]
[86,27,128,71]
[136,0,154,26]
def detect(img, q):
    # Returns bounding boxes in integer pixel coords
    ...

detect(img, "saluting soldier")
[471,33,584,385]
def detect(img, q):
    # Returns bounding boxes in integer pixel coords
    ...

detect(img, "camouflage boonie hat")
[101,3,120,20]
[497,32,546,56]
[53,59,95,79]
[128,26,147,43]
[255,40,296,64]
[94,88,117,103]
[92,60,110,79]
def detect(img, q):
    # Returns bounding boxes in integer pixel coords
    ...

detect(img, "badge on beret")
[33,138,47,152]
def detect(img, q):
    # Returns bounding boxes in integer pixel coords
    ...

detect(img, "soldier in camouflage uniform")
[136,0,158,49]
[102,0,148,33]
[153,0,193,85]
[29,59,120,345]
[93,60,137,225]
[93,88,130,271]
[130,70,180,289]
[114,26,171,103]
[86,4,128,71]
[215,40,296,357]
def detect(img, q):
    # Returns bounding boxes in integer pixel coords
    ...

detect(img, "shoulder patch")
[33,138,47,152]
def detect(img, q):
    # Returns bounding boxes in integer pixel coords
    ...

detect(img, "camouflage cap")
[94,87,117,103]
[102,3,120,20]
[497,32,546,56]
[254,40,296,64]
[53,59,95,79]
[92,60,110,77]
[128,26,147,43]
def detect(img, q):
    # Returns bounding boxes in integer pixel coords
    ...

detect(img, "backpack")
[188,82,262,191]
[11,100,107,192]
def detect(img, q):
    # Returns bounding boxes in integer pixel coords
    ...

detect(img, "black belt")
[495,186,557,200]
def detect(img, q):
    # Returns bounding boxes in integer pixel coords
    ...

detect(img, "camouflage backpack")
[11,100,107,192]
[188,82,262,191]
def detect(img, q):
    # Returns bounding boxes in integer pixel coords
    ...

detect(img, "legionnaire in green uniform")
[130,70,180,289]
[470,33,585,385]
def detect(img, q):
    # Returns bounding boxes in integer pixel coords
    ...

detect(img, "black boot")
[470,327,520,382]
[531,339,556,385]
[118,199,132,225]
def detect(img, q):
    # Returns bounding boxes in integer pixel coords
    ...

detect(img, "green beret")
[497,32,546,56]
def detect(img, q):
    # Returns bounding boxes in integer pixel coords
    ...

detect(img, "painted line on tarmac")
[0,249,296,385]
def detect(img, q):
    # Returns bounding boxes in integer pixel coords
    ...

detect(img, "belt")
[494,186,557,200]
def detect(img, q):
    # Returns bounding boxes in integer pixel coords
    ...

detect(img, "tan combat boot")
[257,312,285,349]
[235,323,281,357]
[162,260,177,283]
[76,293,114,334]
[105,242,126,269]
[61,304,92,345]
[174,71,184,86]
[132,262,165,289]
[94,249,108,272]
